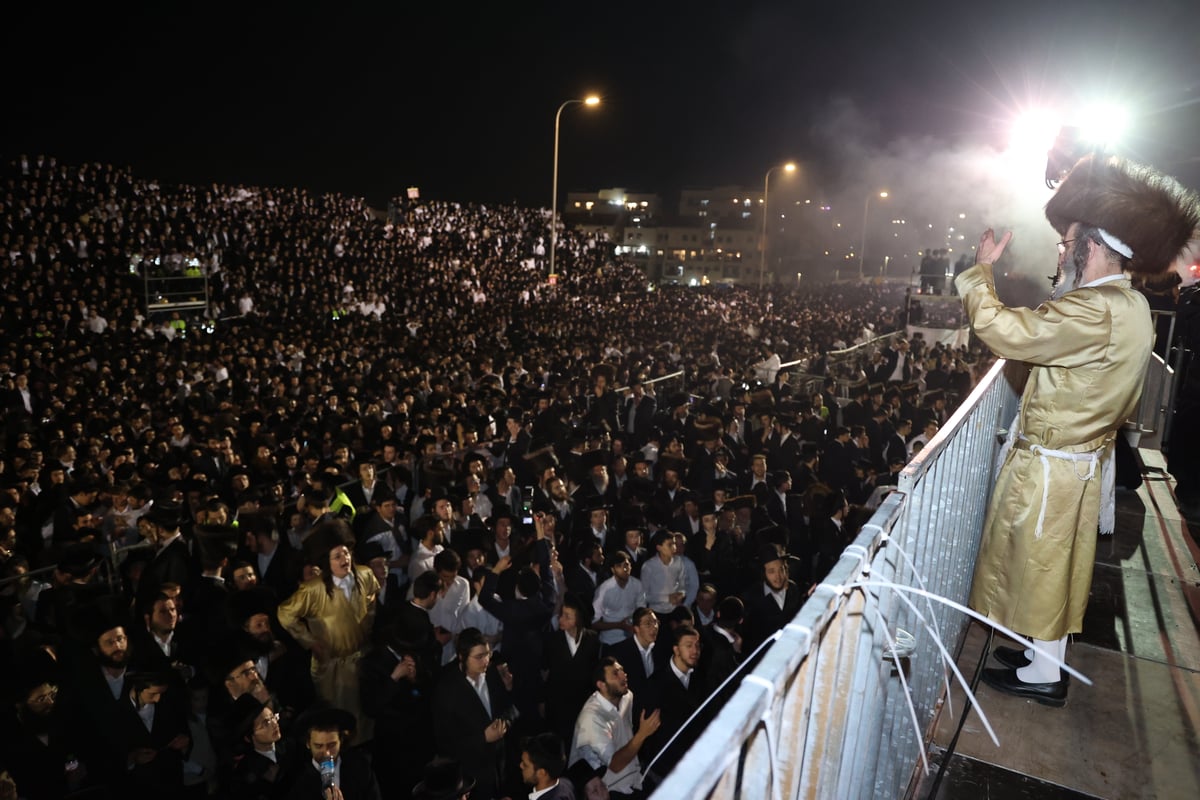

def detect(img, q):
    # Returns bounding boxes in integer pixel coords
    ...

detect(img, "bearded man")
[958,154,1198,705]
[0,652,92,799]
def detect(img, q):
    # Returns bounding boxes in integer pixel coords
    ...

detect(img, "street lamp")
[550,94,601,279]
[858,190,889,279]
[758,161,796,290]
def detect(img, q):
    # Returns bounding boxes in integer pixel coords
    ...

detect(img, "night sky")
[4,1,1199,208]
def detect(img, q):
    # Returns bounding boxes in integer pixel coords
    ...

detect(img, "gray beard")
[1050,265,1083,300]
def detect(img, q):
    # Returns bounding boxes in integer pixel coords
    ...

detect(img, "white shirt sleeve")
[640,558,671,612]
[430,576,470,633]
[569,698,615,771]
[593,579,613,622]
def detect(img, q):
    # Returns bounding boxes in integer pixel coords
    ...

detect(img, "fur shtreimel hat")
[1045,154,1200,275]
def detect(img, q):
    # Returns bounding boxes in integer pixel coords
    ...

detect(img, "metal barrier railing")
[651,358,1018,800]
[144,272,210,314]
[785,330,906,399]
[0,539,156,592]
[1131,310,1178,450]
[614,369,685,396]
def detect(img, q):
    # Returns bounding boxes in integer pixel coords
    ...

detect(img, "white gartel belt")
[1011,433,1116,538]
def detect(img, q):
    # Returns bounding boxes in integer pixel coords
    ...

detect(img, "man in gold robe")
[277,520,379,740]
[957,155,1198,706]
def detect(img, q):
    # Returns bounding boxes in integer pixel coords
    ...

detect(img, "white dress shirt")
[640,556,685,614]
[569,690,642,794]
[592,576,647,646]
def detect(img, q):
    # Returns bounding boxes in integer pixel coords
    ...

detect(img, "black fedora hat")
[412,758,476,800]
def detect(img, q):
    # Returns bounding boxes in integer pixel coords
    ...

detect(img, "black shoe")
[981,668,1068,707]
[992,646,1030,670]
[991,646,1071,684]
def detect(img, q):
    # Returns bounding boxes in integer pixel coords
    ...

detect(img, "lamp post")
[858,190,888,280]
[758,161,796,290]
[550,95,601,279]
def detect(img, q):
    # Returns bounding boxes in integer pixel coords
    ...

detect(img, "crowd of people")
[0,154,994,800]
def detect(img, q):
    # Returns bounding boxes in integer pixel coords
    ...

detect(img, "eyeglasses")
[229,666,260,681]
[29,688,58,705]
[1056,238,1078,255]
[254,711,280,730]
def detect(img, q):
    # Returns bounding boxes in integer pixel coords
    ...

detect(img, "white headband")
[1097,228,1133,258]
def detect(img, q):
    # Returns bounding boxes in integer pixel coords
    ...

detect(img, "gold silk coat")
[277,565,379,740]
[956,262,1152,640]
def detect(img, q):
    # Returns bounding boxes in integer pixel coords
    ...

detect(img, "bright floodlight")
[784,162,797,173]
[879,191,889,198]
[1009,109,1061,158]
[584,95,601,106]
[1078,102,1129,150]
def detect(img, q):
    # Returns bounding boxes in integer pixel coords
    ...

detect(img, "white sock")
[1016,636,1067,684]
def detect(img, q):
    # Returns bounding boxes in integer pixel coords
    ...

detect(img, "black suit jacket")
[606,636,664,721]
[878,347,912,384]
[645,660,706,766]
[742,581,804,653]
[534,782,576,800]
[478,540,556,716]
[819,439,854,492]
[184,574,231,641]
[686,446,718,494]
[542,628,602,743]
[432,664,513,800]
[623,395,657,445]
[0,708,91,800]
[701,626,742,694]
[564,561,603,607]
[141,537,192,597]
[252,543,302,600]
[766,433,801,474]
[885,432,908,469]
[230,741,296,800]
[359,644,434,745]
[192,453,229,481]
[841,399,868,429]
[287,747,381,800]
[390,601,442,684]
[112,692,189,793]
[811,517,848,583]
[496,431,533,485]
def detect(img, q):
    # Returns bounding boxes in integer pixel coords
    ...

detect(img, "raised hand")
[638,708,662,737]
[976,228,1013,265]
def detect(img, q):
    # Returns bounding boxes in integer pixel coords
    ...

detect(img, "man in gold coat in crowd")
[957,154,1199,706]
[278,519,380,740]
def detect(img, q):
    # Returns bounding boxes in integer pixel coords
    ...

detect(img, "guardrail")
[1132,310,1178,450]
[783,330,906,399]
[0,539,157,591]
[614,369,685,395]
[651,358,1018,800]
[145,273,210,314]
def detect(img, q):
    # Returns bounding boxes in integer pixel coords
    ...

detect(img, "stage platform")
[919,449,1200,800]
